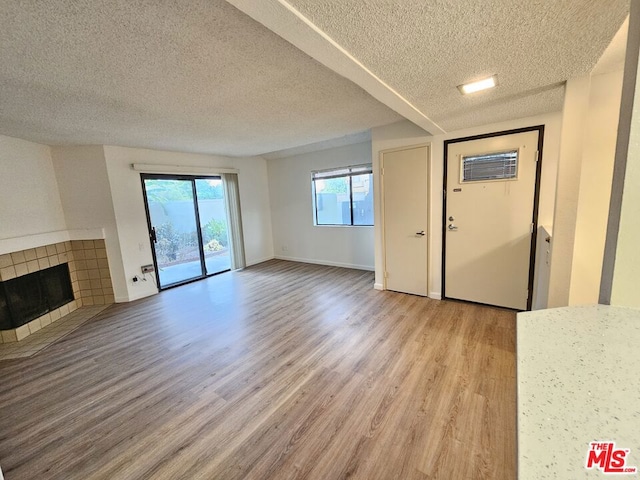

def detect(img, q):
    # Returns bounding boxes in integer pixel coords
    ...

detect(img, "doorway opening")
[141,174,232,290]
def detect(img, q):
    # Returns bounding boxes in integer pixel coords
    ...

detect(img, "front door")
[444,128,542,310]
[382,145,429,296]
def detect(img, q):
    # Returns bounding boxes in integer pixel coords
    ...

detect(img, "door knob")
[416,230,425,236]
[448,224,458,231]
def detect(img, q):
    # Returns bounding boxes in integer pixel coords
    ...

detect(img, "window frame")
[311,164,373,227]
[460,148,520,183]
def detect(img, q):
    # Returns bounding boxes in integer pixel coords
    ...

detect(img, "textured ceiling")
[284,0,629,131]
[263,130,371,160]
[0,1,630,158]
[0,0,402,156]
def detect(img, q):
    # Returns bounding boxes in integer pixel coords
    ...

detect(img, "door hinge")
[384,271,389,279]
[380,167,384,176]
[535,150,540,162]
[530,223,535,234]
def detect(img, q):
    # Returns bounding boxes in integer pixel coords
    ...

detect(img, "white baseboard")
[374,283,384,291]
[429,292,442,300]
[274,255,374,271]
[246,256,276,267]
[116,289,157,303]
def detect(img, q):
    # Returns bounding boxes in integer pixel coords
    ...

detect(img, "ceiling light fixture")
[458,75,497,95]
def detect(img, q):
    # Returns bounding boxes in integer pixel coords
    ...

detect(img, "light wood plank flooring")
[0,260,516,479]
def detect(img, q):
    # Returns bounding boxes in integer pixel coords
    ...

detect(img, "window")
[461,149,518,182]
[312,164,373,226]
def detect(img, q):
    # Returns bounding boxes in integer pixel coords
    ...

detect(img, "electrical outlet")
[141,264,155,274]
[282,245,288,252]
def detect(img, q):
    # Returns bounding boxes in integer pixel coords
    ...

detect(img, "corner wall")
[267,142,374,270]
[605,3,640,308]
[51,146,128,302]
[567,70,624,305]
[0,135,66,241]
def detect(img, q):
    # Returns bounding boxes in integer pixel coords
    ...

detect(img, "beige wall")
[0,135,66,240]
[267,142,374,270]
[610,43,640,307]
[546,76,591,307]
[51,146,128,302]
[568,70,624,305]
[547,60,625,307]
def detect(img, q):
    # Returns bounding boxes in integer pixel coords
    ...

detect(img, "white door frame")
[380,143,431,294]
[442,126,545,310]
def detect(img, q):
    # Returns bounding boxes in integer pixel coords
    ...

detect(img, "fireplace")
[0,239,114,342]
[0,264,74,330]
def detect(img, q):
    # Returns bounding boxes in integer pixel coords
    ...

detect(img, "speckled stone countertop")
[517,305,640,479]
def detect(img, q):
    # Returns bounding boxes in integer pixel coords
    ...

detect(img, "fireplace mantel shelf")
[0,229,105,256]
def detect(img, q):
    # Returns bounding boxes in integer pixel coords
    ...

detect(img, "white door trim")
[380,142,431,295]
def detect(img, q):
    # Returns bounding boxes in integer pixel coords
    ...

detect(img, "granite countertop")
[517,305,640,479]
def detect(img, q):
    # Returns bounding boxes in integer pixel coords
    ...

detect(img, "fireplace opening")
[0,263,74,330]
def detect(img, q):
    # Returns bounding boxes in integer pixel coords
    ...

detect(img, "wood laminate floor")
[0,260,516,480]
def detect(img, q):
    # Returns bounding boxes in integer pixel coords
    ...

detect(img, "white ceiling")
[0,0,630,157]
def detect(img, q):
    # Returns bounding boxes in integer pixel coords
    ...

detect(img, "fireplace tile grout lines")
[0,239,115,342]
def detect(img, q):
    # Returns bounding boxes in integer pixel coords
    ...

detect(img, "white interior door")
[445,130,540,309]
[382,145,429,296]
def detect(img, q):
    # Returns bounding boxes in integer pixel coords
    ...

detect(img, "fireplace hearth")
[0,264,74,330]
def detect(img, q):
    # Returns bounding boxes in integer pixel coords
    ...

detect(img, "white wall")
[547,76,591,307]
[51,146,128,301]
[103,146,274,301]
[548,70,625,308]
[610,30,640,308]
[267,142,374,270]
[372,113,562,299]
[0,135,66,240]
[568,70,624,305]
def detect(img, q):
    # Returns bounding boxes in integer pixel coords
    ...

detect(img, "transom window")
[461,149,518,182]
[312,164,373,226]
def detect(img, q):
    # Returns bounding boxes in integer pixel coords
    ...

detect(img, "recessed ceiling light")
[458,75,497,95]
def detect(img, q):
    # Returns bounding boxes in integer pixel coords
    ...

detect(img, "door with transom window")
[444,127,543,310]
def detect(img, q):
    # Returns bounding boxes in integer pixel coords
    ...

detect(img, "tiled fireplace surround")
[0,239,114,343]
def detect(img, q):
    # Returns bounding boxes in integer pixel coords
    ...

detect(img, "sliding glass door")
[195,178,231,275]
[141,175,231,289]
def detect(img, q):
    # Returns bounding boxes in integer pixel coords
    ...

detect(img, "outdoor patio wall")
[103,145,274,301]
[371,113,562,299]
[267,141,374,271]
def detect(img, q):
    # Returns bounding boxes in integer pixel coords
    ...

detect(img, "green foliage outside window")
[145,180,223,202]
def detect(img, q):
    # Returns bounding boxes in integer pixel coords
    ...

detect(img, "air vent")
[462,149,518,182]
